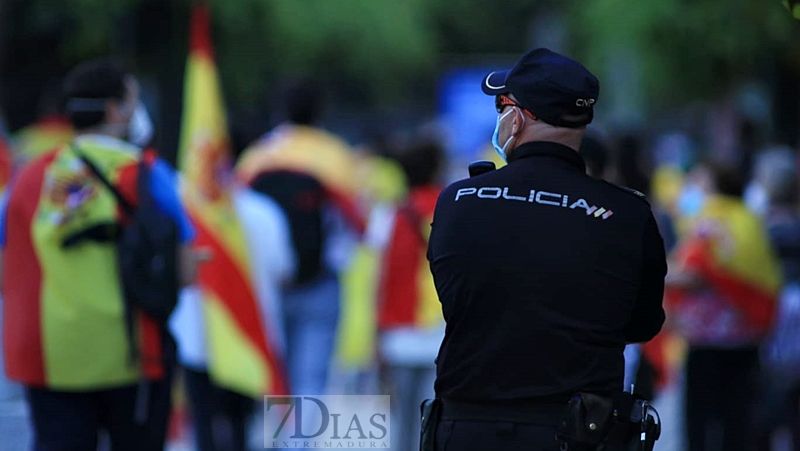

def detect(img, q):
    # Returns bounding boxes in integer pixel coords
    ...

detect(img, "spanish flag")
[235,126,365,234]
[12,115,74,162]
[178,2,287,398]
[377,186,443,332]
[667,195,782,341]
[3,139,162,390]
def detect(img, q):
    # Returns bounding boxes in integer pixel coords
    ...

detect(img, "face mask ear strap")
[501,134,515,151]
[501,109,524,151]
[498,108,515,122]
[513,107,527,134]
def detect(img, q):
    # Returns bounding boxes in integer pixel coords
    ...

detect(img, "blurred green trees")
[569,0,797,108]
[3,0,552,108]
[198,0,548,106]
[4,0,800,111]
[208,0,437,106]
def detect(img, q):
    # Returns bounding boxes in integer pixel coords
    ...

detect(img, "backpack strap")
[61,145,135,248]
[71,145,135,215]
[69,144,141,369]
[61,223,121,248]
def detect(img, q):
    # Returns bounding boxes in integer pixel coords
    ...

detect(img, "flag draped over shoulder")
[644,195,780,390]
[12,116,74,162]
[178,2,287,398]
[235,125,365,234]
[377,186,442,331]
[667,196,782,340]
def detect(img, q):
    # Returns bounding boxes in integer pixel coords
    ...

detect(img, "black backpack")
[250,170,326,286]
[64,147,180,363]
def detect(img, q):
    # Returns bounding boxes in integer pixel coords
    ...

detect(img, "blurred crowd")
[0,56,799,451]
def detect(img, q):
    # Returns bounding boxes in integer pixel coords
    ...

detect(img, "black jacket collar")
[506,141,586,173]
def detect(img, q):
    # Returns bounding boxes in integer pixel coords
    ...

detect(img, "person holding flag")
[169,4,295,451]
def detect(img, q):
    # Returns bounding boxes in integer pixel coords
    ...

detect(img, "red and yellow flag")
[178,2,287,398]
[235,125,366,233]
[3,141,162,389]
[664,195,781,359]
[12,116,74,162]
[644,195,782,392]
[377,186,443,331]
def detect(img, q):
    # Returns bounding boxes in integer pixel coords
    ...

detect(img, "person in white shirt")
[170,184,295,451]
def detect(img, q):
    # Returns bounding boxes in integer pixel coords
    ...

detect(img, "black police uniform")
[424,48,667,451]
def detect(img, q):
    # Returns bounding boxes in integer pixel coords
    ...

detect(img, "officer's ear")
[511,107,527,134]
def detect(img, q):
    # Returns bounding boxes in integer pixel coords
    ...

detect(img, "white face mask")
[491,109,522,162]
[128,105,154,148]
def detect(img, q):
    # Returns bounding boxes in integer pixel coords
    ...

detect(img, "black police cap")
[481,48,600,128]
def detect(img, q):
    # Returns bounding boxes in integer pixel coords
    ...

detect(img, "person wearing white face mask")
[423,48,667,451]
[0,59,204,451]
[665,160,783,451]
[64,82,154,149]
[127,103,155,149]
[488,91,587,164]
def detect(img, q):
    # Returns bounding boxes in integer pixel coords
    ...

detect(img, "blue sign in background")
[438,68,498,161]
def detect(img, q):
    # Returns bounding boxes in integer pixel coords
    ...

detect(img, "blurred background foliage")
[570,0,797,109]
[1,0,800,147]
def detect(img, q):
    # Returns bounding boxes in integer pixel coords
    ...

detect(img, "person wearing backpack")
[0,59,199,451]
[236,79,363,399]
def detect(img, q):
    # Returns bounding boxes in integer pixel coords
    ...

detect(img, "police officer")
[425,48,667,450]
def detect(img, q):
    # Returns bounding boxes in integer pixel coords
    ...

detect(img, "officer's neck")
[513,123,584,153]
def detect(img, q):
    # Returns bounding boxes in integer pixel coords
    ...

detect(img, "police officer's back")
[425,48,667,451]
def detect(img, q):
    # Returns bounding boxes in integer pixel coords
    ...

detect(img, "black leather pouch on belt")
[555,392,618,451]
[419,398,442,451]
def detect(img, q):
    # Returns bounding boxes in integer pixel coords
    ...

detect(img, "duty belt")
[440,399,567,425]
